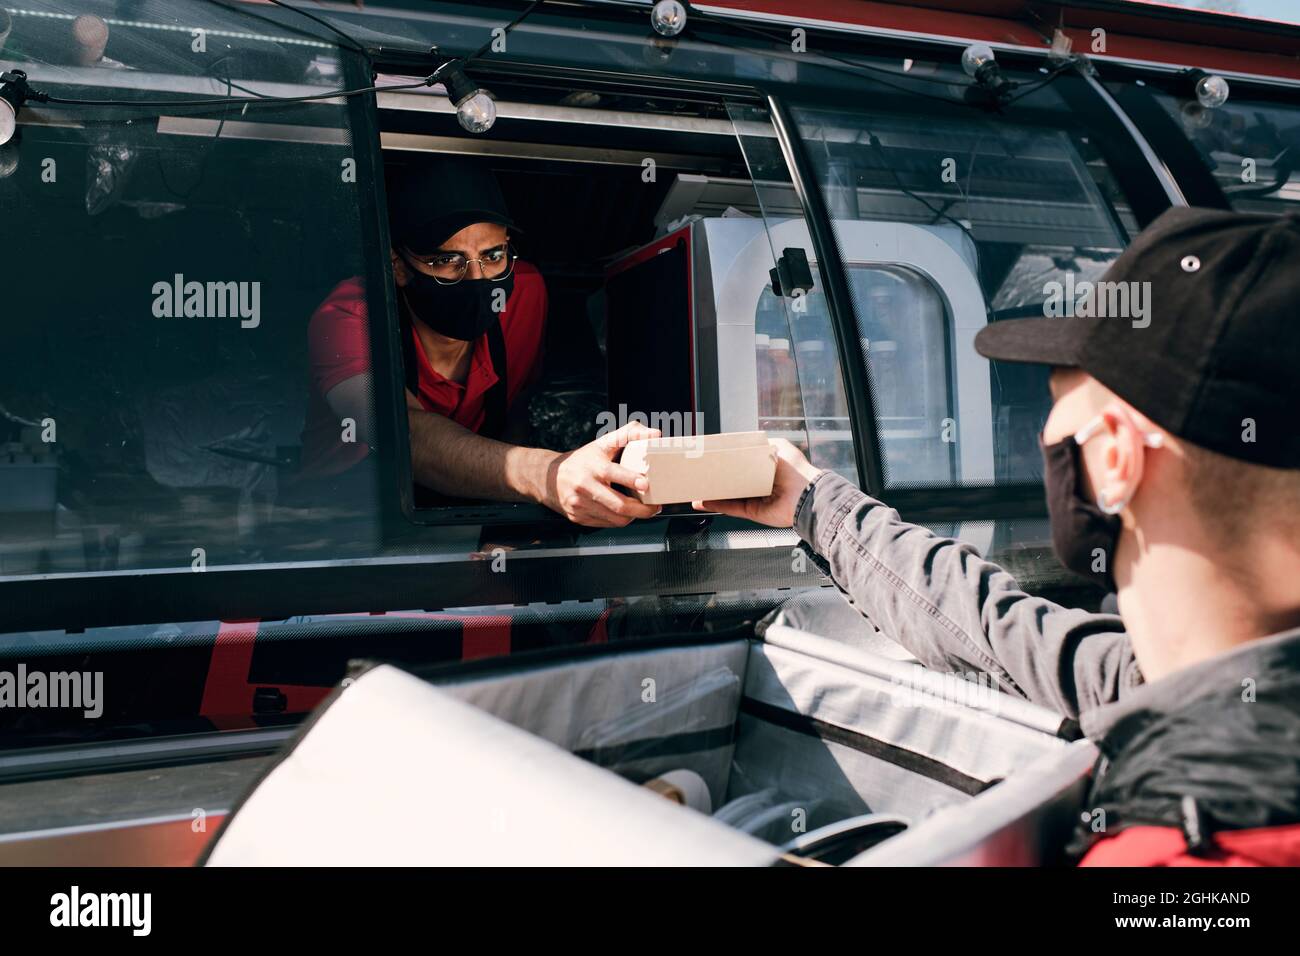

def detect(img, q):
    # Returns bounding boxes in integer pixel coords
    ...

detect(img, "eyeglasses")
[402,243,516,285]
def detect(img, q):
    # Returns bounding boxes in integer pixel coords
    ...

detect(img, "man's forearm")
[793,470,1137,718]
[407,407,557,504]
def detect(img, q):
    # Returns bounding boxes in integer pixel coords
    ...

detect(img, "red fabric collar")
[409,321,499,424]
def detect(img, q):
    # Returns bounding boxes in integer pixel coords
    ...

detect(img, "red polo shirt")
[299,262,547,478]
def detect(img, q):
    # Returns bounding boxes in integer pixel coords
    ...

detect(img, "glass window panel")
[790,104,1136,489]
[1153,91,1300,216]
[727,102,857,485]
[0,0,383,578]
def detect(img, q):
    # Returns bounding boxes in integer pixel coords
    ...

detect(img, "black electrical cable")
[39,75,440,109]
[695,7,1080,111]
[223,78,275,99]
[33,0,550,112]
[851,130,991,315]
[1003,60,1077,104]
[702,29,974,109]
[695,10,979,90]
[157,54,240,199]
[466,0,548,62]
[203,0,370,59]
[29,0,1069,117]
[260,0,370,58]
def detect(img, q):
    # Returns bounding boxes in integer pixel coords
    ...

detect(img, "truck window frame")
[770,66,1189,522]
[0,10,1214,632]
[366,64,783,532]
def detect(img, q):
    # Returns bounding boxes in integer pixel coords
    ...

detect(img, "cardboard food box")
[619,431,776,505]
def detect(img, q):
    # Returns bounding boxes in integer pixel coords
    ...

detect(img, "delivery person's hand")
[693,438,823,528]
[547,422,664,528]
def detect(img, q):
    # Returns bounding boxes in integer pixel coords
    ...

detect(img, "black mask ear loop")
[1041,432,1122,591]
[394,252,421,394]
[1073,413,1166,516]
[1040,415,1165,592]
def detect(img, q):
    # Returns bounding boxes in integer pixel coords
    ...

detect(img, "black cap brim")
[973,316,1087,367]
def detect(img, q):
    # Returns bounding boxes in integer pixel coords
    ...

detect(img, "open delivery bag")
[202,624,1097,866]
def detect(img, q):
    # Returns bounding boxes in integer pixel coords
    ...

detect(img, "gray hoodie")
[793,470,1300,741]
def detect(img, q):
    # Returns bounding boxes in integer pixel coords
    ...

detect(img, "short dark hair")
[1185,440,1300,547]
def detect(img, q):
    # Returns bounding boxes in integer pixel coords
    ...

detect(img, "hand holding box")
[619,431,777,505]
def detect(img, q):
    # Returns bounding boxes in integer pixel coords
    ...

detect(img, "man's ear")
[1095,403,1147,512]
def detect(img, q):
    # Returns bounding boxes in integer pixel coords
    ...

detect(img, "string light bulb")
[0,70,34,147]
[961,43,1000,87]
[441,61,496,134]
[1195,73,1230,109]
[651,1,689,38]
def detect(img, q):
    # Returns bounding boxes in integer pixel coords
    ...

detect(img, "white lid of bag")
[203,664,777,866]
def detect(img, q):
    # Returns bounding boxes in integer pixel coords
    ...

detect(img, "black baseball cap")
[387,155,516,254]
[975,207,1300,468]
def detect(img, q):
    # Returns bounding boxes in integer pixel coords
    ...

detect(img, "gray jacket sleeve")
[793,470,1142,720]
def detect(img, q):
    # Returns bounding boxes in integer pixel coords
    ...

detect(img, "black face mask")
[1041,434,1121,593]
[401,269,514,342]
